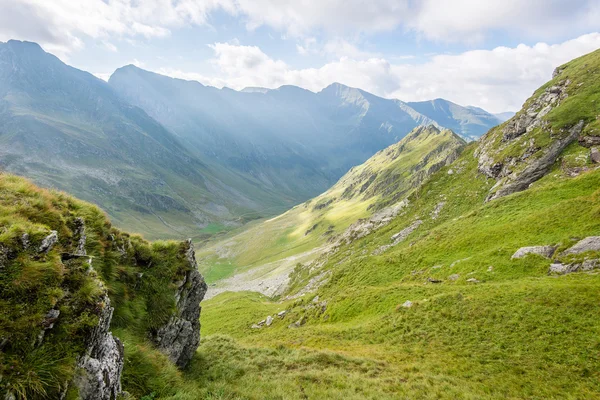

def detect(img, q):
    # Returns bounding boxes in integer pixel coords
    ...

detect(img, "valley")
[1,34,600,400]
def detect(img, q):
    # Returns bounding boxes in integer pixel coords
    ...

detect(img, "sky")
[1,1,600,113]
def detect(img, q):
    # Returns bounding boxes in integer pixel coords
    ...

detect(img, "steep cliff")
[0,173,206,399]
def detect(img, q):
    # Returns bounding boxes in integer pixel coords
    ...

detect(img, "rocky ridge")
[152,240,208,368]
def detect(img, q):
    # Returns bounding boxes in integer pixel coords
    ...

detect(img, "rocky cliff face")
[152,240,208,368]
[73,294,124,400]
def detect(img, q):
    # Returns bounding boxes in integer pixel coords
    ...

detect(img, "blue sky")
[1,0,600,112]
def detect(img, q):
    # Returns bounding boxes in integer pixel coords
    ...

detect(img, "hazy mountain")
[108,68,441,201]
[109,68,499,206]
[0,40,503,240]
[0,40,284,239]
[408,99,503,140]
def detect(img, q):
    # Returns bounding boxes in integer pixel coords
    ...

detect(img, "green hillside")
[194,49,600,399]
[197,126,465,287]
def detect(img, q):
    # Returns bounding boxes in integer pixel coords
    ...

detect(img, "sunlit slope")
[192,49,600,399]
[197,125,465,283]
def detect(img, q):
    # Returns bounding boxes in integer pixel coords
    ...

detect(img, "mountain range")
[0,40,506,239]
[1,45,599,399]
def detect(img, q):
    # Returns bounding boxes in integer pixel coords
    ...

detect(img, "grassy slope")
[0,173,200,399]
[197,126,464,283]
[192,50,600,399]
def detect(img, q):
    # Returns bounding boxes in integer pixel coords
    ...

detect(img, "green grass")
[197,117,600,398]
[0,173,198,399]
[197,126,465,283]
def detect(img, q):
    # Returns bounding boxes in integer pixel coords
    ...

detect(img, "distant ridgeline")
[0,173,207,399]
[0,39,505,240]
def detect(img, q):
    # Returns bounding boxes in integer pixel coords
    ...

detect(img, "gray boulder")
[562,236,600,255]
[591,147,600,164]
[511,245,556,259]
[152,239,207,368]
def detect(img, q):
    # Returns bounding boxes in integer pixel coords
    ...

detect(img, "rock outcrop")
[73,295,124,400]
[152,240,207,368]
[485,120,584,201]
[373,219,422,255]
[549,259,599,275]
[512,245,557,259]
[475,75,589,201]
[562,236,600,255]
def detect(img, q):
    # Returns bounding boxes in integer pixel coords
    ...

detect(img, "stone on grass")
[562,237,600,255]
[511,245,556,259]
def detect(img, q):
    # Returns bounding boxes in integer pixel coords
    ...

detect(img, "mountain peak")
[4,39,44,51]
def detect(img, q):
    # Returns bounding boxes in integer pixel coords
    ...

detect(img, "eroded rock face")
[152,239,207,368]
[474,77,588,201]
[73,295,124,400]
[485,120,584,201]
[500,81,569,143]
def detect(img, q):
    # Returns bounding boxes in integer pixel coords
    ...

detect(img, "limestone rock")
[591,147,600,164]
[466,278,480,283]
[73,295,124,400]
[562,236,600,255]
[448,274,460,281]
[277,310,287,318]
[266,315,274,326]
[549,263,569,274]
[39,230,58,253]
[401,300,413,308]
[511,245,556,259]
[152,239,207,368]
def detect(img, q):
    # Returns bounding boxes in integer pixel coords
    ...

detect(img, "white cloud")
[408,0,600,43]
[232,0,600,42]
[0,0,232,56]
[1,0,598,57]
[158,33,600,113]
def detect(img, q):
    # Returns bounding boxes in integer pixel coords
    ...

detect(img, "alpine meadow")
[1,2,600,399]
